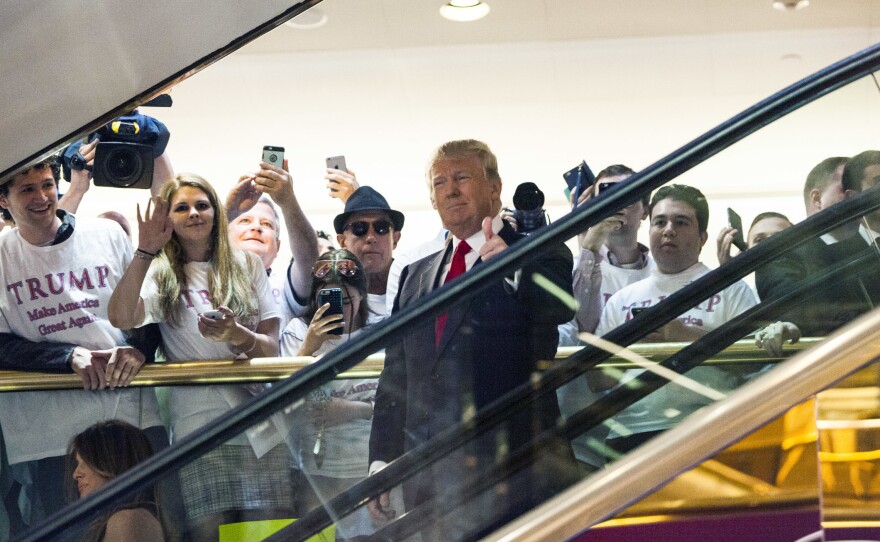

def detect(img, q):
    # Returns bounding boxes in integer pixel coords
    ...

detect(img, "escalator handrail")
[21,41,880,542]
[484,307,880,542]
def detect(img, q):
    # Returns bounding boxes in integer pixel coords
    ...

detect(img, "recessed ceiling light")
[284,7,328,29]
[440,1,491,22]
[773,0,809,11]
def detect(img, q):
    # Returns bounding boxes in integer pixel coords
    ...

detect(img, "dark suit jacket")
[369,223,576,513]
[756,234,880,336]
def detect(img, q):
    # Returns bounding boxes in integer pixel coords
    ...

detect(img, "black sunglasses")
[344,220,392,237]
[312,259,359,279]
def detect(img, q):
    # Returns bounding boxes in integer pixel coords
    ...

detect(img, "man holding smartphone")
[570,164,653,335]
[226,154,320,323]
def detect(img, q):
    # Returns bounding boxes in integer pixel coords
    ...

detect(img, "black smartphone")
[727,208,748,251]
[262,146,285,169]
[326,155,348,173]
[630,307,647,317]
[318,287,344,336]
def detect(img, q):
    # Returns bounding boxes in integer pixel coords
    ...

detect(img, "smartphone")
[326,155,348,173]
[262,146,285,168]
[202,310,225,321]
[630,307,647,317]
[562,161,596,207]
[727,208,748,251]
[318,287,344,336]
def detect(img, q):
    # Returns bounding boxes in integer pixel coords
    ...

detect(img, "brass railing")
[0,339,823,392]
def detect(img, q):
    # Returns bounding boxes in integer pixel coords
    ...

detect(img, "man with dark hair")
[757,151,880,336]
[843,150,880,236]
[747,212,792,247]
[368,139,577,538]
[570,164,652,334]
[0,156,164,531]
[594,184,757,456]
[597,184,755,340]
[804,156,849,217]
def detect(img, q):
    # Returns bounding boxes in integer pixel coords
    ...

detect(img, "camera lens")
[269,154,277,162]
[104,147,143,186]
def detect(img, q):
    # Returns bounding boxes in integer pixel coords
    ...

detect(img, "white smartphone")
[326,155,348,172]
[202,310,225,321]
[262,146,285,168]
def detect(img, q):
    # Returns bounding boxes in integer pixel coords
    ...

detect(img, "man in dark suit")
[367,139,577,539]
[757,151,880,337]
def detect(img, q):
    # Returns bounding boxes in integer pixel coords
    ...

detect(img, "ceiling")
[241,0,880,55]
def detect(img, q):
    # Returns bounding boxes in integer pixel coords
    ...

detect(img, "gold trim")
[0,338,822,392]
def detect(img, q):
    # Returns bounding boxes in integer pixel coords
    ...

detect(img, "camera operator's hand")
[136,196,173,255]
[59,139,98,214]
[255,159,296,208]
[225,174,262,221]
[716,226,738,265]
[500,208,518,232]
[325,167,359,204]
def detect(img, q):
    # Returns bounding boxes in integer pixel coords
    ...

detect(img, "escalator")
[4,3,880,541]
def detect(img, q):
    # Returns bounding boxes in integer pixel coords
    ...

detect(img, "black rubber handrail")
[20,41,880,542]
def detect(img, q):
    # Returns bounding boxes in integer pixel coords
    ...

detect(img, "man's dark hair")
[0,156,61,198]
[649,184,709,233]
[596,164,648,206]
[803,157,848,205]
[842,150,880,192]
[749,211,791,231]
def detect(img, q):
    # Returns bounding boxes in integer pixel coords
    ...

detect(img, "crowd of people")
[0,135,877,541]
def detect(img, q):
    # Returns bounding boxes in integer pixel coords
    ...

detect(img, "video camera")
[507,182,548,233]
[61,96,171,189]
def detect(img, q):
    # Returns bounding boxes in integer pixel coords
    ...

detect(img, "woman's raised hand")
[298,303,344,356]
[136,197,173,254]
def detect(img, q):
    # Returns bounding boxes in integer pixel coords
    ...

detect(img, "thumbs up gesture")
[479,217,508,261]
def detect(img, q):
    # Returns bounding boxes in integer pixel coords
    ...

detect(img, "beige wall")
[69,28,879,268]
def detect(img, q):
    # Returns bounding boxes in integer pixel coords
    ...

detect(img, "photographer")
[570,164,652,334]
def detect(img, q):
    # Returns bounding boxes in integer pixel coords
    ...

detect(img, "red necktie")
[435,240,471,347]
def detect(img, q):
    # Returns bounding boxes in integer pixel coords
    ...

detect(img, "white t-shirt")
[141,253,282,453]
[595,262,758,440]
[281,318,374,478]
[0,217,162,463]
[385,229,448,315]
[268,269,294,327]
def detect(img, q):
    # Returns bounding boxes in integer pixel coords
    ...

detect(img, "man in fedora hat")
[333,186,404,321]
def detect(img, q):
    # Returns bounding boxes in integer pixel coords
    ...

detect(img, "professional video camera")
[507,182,549,233]
[61,95,171,189]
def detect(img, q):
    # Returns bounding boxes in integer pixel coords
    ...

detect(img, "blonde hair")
[151,174,259,326]
[425,139,501,187]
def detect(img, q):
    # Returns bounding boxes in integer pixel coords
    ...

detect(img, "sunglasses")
[344,220,392,237]
[312,259,359,279]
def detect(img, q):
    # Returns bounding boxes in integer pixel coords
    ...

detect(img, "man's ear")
[336,234,347,248]
[844,188,859,200]
[699,230,709,248]
[392,231,401,250]
[429,189,437,210]
[809,188,823,211]
[0,195,8,211]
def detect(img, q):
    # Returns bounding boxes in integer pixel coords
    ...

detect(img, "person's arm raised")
[108,197,172,330]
